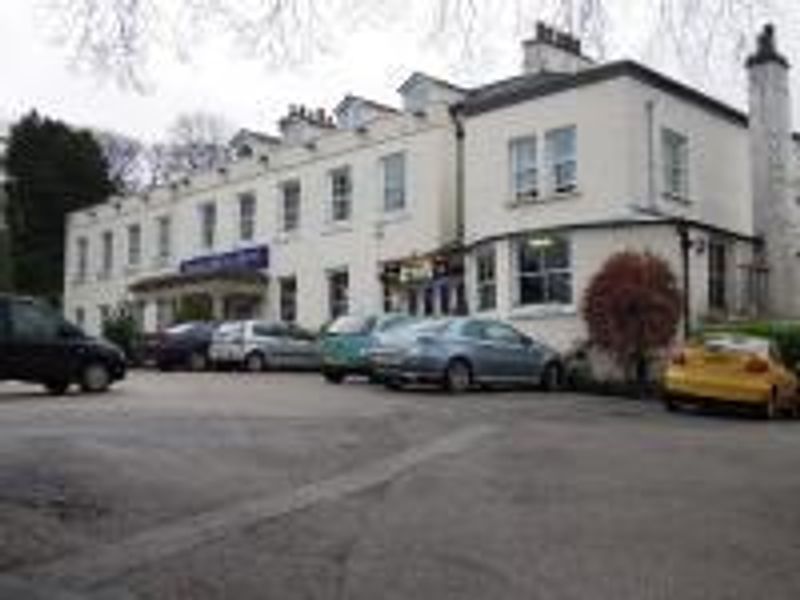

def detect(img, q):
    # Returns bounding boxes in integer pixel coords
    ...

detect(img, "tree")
[95,130,149,193]
[5,112,116,301]
[582,251,682,389]
[39,0,779,89]
[163,112,233,175]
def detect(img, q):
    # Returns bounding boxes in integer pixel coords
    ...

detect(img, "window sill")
[662,192,691,205]
[506,188,580,208]
[377,210,411,226]
[276,231,301,245]
[509,304,577,320]
[322,221,354,236]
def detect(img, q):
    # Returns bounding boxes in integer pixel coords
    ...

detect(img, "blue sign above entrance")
[179,245,269,276]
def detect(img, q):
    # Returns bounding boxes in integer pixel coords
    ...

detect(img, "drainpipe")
[449,104,466,242]
[645,99,657,210]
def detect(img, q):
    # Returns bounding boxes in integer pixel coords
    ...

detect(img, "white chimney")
[747,23,800,317]
[522,22,593,75]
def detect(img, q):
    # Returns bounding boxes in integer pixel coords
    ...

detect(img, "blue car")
[368,317,563,393]
[321,314,417,383]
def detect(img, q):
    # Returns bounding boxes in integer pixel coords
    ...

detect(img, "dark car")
[0,294,126,395]
[369,317,563,393]
[320,314,417,383]
[155,322,216,371]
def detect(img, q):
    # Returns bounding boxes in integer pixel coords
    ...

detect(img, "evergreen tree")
[5,111,116,301]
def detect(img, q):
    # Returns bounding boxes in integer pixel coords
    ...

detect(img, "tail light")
[745,356,770,374]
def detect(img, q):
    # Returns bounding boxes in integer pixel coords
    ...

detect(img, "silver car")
[368,318,563,393]
[209,320,321,372]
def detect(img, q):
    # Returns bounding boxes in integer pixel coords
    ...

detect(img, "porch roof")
[129,269,269,294]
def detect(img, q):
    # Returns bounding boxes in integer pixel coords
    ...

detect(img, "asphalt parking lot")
[2,371,800,599]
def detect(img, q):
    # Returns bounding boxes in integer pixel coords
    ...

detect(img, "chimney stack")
[522,22,592,75]
[746,23,799,317]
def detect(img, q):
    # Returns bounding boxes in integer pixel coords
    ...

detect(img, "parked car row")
[147,314,565,394]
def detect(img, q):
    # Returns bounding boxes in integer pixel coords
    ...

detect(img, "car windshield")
[375,315,418,332]
[166,323,199,335]
[327,316,372,335]
[214,322,244,339]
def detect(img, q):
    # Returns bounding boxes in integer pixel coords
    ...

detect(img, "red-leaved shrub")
[582,251,681,381]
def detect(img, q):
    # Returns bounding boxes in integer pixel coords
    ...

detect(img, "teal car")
[321,314,416,383]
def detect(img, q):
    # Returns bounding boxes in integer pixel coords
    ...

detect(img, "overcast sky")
[1,1,798,142]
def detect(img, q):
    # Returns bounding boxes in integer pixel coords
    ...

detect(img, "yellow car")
[663,334,799,419]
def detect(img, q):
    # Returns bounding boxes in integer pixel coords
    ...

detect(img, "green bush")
[702,321,800,371]
[101,307,141,362]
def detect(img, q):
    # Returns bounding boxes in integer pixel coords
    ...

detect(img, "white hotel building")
[64,24,800,350]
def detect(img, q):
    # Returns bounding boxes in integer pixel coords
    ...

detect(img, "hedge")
[701,321,800,370]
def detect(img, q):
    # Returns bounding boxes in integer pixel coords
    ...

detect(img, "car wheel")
[443,359,472,394]
[323,370,345,384]
[244,352,266,373]
[80,363,111,393]
[187,352,209,372]
[44,381,69,396]
[540,363,563,392]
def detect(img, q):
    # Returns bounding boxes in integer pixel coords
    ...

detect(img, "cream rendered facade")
[64,23,800,351]
[461,71,756,350]
[64,103,459,335]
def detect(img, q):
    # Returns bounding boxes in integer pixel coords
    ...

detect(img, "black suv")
[0,295,126,395]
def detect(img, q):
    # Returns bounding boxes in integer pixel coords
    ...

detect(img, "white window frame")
[101,231,113,278]
[545,126,577,194]
[199,202,216,250]
[281,180,301,233]
[156,215,172,262]
[509,136,539,202]
[238,192,257,242]
[381,152,406,212]
[127,223,142,267]
[279,275,298,322]
[76,236,88,283]
[475,244,497,312]
[513,235,573,307]
[327,268,349,319]
[329,167,352,223]
[662,128,689,200]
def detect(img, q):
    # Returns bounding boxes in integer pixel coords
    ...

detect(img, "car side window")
[461,320,487,340]
[484,322,524,345]
[9,301,60,342]
[288,326,315,341]
[254,323,286,338]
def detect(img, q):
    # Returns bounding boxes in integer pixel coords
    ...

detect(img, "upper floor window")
[281,180,301,232]
[127,223,141,267]
[514,235,572,306]
[76,236,88,282]
[382,153,406,212]
[510,136,538,201]
[475,244,497,311]
[238,192,256,241]
[662,128,689,199]
[545,126,577,194]
[156,215,172,261]
[101,231,113,278]
[330,167,352,222]
[199,202,216,249]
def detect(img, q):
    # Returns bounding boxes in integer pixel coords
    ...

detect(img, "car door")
[287,325,321,369]
[4,299,70,383]
[0,299,10,379]
[253,323,287,367]
[481,321,537,381]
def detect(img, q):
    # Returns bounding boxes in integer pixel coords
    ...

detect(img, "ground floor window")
[513,234,572,306]
[475,245,497,311]
[328,268,349,319]
[407,288,419,315]
[280,276,297,322]
[708,239,728,311]
[423,286,435,316]
[156,299,172,331]
[75,307,85,329]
